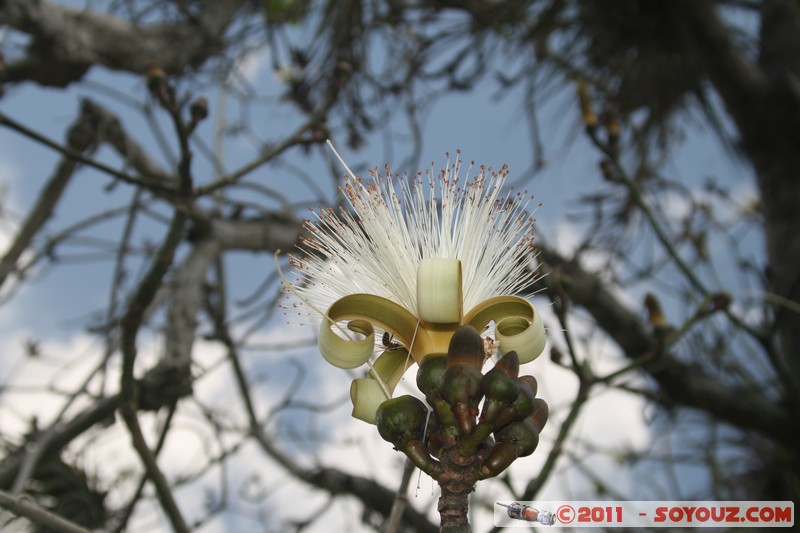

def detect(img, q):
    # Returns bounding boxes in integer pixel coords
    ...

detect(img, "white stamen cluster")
[288,151,540,319]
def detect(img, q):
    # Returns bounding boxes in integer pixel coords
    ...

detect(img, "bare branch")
[0,489,92,533]
[537,244,798,448]
[0,0,249,86]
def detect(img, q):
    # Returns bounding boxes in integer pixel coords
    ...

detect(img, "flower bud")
[441,365,482,435]
[492,378,536,430]
[480,366,520,425]
[517,375,538,398]
[146,66,169,99]
[446,324,485,369]
[492,350,520,378]
[376,395,428,446]
[529,398,549,433]
[190,97,209,123]
[416,354,447,399]
[477,441,519,479]
[439,324,486,435]
[495,418,540,457]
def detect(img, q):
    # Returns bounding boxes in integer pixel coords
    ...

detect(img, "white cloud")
[232,47,271,86]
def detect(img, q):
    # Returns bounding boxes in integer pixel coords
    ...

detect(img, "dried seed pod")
[477,441,519,480]
[495,417,540,458]
[376,395,428,446]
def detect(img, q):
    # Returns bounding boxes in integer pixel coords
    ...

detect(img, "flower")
[285,143,546,423]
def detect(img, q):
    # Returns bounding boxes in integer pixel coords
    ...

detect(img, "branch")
[0,100,98,288]
[0,108,177,193]
[212,215,305,252]
[536,244,799,448]
[164,239,220,371]
[0,489,92,533]
[683,0,800,401]
[211,308,438,532]
[119,209,189,533]
[0,395,119,490]
[0,0,249,86]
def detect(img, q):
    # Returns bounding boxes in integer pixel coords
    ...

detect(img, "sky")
[0,3,763,531]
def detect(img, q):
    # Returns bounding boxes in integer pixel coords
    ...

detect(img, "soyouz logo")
[494,501,794,528]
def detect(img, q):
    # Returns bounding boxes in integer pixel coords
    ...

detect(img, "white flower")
[284,143,546,423]
[291,150,540,319]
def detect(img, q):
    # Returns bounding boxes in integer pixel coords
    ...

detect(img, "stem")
[438,479,472,533]
[435,438,482,532]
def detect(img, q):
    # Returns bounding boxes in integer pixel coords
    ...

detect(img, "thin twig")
[0,111,177,194]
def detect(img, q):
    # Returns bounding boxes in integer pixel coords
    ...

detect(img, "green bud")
[446,324,485,369]
[493,350,520,378]
[530,398,549,433]
[495,418,540,457]
[376,395,428,446]
[477,441,519,479]
[416,354,447,399]
[480,366,520,425]
[441,365,482,435]
[492,379,535,430]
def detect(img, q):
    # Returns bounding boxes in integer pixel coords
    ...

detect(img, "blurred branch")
[0,395,120,489]
[0,108,177,194]
[0,99,172,289]
[112,402,178,533]
[0,489,91,533]
[536,243,799,448]
[119,207,188,532]
[194,119,324,197]
[0,0,250,86]
[210,306,438,532]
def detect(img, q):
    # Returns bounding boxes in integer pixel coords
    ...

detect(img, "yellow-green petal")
[417,258,462,324]
[370,348,415,392]
[327,294,419,347]
[349,348,417,424]
[351,378,389,424]
[324,293,448,363]
[318,318,375,369]
[464,295,546,363]
[495,313,546,363]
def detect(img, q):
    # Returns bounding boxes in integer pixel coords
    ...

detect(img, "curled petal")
[350,378,387,424]
[496,314,545,364]
[417,258,463,324]
[464,296,546,363]
[370,348,415,393]
[319,318,375,369]
[325,293,450,362]
[350,349,416,424]
[326,293,419,348]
